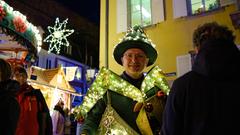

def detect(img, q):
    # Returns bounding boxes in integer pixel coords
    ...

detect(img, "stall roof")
[28,66,81,95]
[0,0,42,65]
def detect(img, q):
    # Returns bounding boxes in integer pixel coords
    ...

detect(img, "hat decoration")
[121,25,155,47]
[113,25,158,66]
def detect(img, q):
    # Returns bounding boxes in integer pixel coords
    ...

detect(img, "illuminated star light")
[44,18,74,54]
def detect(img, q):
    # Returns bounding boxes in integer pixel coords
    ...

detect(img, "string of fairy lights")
[117,25,156,48]
[73,66,170,120]
[0,0,42,53]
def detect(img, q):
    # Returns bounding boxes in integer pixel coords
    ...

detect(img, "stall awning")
[28,66,82,96]
[0,0,42,65]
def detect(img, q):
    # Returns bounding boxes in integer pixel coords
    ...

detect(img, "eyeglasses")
[123,53,147,59]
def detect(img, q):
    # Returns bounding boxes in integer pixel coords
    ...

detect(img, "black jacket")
[0,80,20,135]
[161,41,240,135]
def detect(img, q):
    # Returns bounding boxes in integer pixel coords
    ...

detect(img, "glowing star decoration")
[44,18,74,54]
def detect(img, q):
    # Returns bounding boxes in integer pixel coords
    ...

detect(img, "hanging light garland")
[0,0,42,63]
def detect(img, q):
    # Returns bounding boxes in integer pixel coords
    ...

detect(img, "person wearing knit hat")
[79,25,170,135]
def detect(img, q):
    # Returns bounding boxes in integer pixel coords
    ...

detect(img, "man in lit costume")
[75,25,170,135]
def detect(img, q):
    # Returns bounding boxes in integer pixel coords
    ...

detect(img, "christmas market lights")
[44,18,74,54]
[73,66,170,120]
[0,0,42,53]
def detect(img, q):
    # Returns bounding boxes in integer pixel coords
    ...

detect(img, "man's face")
[121,48,149,78]
[13,71,27,85]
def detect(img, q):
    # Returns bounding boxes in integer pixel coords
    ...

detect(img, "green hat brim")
[113,40,157,66]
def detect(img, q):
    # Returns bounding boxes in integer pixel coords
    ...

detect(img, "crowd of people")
[0,61,78,135]
[0,21,240,135]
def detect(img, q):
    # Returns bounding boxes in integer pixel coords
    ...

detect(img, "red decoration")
[77,116,85,124]
[0,5,6,21]
[156,90,165,97]
[13,17,27,33]
[6,58,25,69]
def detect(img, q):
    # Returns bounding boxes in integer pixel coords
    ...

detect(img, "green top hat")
[113,25,158,66]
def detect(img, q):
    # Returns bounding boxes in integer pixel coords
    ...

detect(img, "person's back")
[165,71,240,135]
[0,81,20,135]
[161,22,240,135]
[0,59,20,135]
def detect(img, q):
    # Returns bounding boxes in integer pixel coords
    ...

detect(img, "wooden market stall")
[27,66,82,113]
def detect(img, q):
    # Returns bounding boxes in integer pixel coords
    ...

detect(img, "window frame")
[117,0,165,33]
[127,0,153,27]
[187,0,221,15]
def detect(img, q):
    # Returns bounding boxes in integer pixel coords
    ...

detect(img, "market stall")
[0,0,42,67]
[28,66,82,113]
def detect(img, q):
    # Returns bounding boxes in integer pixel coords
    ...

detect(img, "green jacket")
[81,90,140,134]
[77,66,170,135]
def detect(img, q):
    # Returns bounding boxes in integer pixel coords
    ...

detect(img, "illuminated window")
[128,0,152,26]
[188,0,220,15]
[173,0,234,19]
[117,0,165,33]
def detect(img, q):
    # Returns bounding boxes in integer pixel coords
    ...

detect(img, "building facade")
[99,0,240,81]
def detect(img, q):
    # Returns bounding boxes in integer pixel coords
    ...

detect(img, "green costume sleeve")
[141,66,170,96]
[80,98,106,135]
[136,66,170,134]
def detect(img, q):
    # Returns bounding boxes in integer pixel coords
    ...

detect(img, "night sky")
[55,0,100,25]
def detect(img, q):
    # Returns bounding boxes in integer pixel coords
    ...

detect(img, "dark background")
[4,0,100,68]
[55,0,100,24]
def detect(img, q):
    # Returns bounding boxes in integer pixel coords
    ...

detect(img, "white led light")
[44,18,74,54]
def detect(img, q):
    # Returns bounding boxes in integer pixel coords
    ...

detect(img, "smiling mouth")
[129,64,141,70]
[129,64,140,67]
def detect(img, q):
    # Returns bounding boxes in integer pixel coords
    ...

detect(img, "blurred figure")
[69,111,77,135]
[52,99,65,135]
[0,58,20,135]
[64,108,71,135]
[13,66,52,135]
[161,22,240,135]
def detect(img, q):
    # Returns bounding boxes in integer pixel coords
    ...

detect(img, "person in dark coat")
[0,58,20,135]
[160,22,240,135]
[78,25,170,135]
